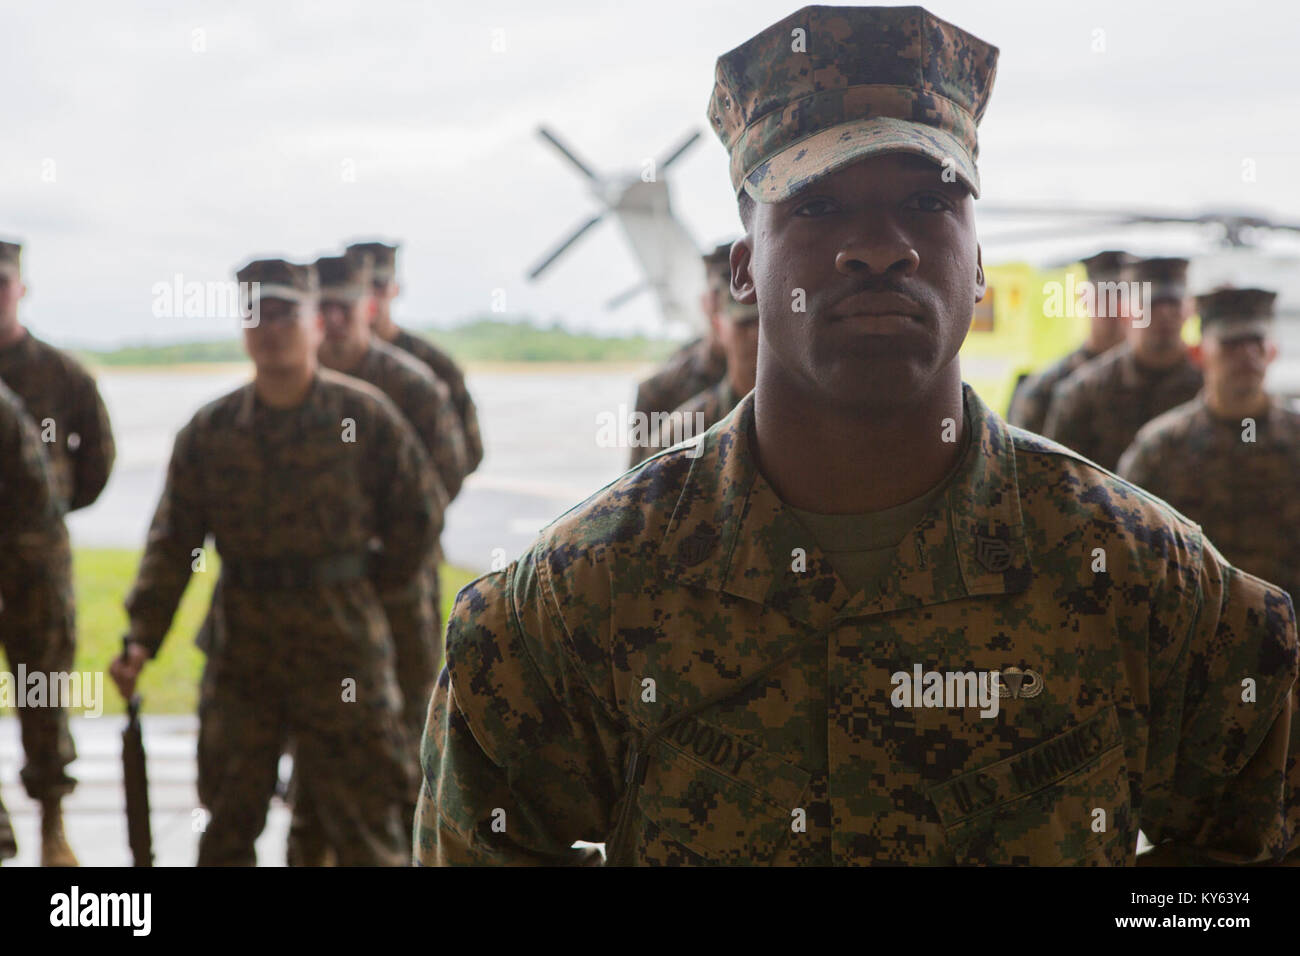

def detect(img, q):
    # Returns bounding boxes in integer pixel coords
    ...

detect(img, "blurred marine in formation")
[109,258,438,865]
[0,238,116,866]
[417,5,1299,866]
[1119,288,1300,599]
[657,241,759,450]
[0,378,59,864]
[1006,250,1131,433]
[290,250,456,865]
[346,240,484,476]
[627,264,727,467]
[1042,256,1203,469]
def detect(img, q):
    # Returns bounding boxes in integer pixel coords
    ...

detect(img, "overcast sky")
[5,0,1300,347]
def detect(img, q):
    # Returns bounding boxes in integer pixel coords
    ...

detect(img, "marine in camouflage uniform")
[112,259,439,866]
[0,378,59,863]
[347,240,484,476]
[291,252,457,864]
[657,242,758,451]
[0,239,115,866]
[1005,250,1131,433]
[418,6,1300,866]
[1041,257,1203,470]
[628,334,727,467]
[1119,288,1300,600]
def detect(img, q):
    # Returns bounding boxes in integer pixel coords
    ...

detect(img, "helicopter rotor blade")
[527,214,605,280]
[657,130,701,171]
[537,127,601,182]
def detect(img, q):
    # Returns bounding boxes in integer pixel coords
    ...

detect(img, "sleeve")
[420,376,469,502]
[368,404,443,591]
[415,550,624,865]
[123,422,207,656]
[1140,542,1300,864]
[417,338,484,474]
[1116,432,1157,487]
[1040,378,1089,449]
[0,391,56,532]
[1004,373,1035,429]
[67,367,115,511]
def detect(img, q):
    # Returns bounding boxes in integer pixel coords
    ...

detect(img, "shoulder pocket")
[927,706,1132,865]
[634,726,811,866]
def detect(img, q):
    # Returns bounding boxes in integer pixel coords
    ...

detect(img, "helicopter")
[527,125,1300,409]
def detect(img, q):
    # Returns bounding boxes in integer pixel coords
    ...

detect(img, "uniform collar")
[1117,343,1196,389]
[658,383,1032,630]
[235,368,335,429]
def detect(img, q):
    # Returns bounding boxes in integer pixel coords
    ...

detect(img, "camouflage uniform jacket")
[125,369,440,657]
[0,377,56,536]
[657,379,741,451]
[0,329,115,512]
[1118,393,1300,602]
[1006,344,1106,434]
[390,327,484,475]
[629,338,726,467]
[419,384,1299,866]
[348,340,463,503]
[1041,343,1202,471]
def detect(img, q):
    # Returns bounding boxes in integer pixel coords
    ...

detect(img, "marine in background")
[1042,256,1203,470]
[292,251,454,865]
[656,241,758,451]
[1119,288,1300,599]
[346,240,484,476]
[1006,250,1131,433]
[110,258,436,865]
[0,238,117,867]
[627,266,727,467]
[0,378,59,865]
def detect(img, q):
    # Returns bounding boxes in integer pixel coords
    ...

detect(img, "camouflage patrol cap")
[708,5,999,203]
[0,240,21,280]
[235,257,318,306]
[1080,250,1132,284]
[703,241,758,322]
[1125,257,1190,303]
[315,253,373,302]
[345,241,398,285]
[1196,287,1277,343]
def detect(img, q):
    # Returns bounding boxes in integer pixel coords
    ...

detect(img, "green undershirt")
[787,416,971,599]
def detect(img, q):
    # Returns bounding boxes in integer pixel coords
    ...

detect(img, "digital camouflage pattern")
[0,329,115,513]
[1041,343,1203,471]
[124,369,439,865]
[292,339,460,862]
[657,379,741,451]
[0,379,59,860]
[348,339,465,503]
[628,337,726,467]
[1005,345,1107,434]
[418,384,1299,866]
[0,376,56,534]
[708,5,998,201]
[389,327,484,476]
[0,332,111,809]
[1118,395,1300,602]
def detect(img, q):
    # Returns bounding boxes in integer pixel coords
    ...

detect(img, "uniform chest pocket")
[927,706,1132,866]
[634,726,811,866]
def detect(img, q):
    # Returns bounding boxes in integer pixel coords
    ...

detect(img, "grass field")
[0,550,481,717]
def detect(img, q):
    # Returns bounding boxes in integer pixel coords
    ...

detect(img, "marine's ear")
[974,245,986,303]
[731,237,757,306]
